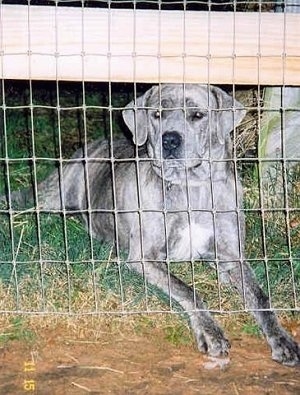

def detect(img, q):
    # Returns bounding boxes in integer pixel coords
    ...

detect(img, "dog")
[3,84,300,366]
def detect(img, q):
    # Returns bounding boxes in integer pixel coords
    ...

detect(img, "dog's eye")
[193,111,205,120]
[154,110,161,119]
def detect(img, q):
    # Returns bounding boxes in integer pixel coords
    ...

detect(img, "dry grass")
[235,88,260,158]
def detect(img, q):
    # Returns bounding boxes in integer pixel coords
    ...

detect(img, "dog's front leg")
[127,235,230,357]
[219,259,300,366]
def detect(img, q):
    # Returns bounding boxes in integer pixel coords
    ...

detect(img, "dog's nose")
[162,132,182,157]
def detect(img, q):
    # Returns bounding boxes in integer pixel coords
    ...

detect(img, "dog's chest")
[167,219,213,261]
[141,182,214,260]
[163,182,213,211]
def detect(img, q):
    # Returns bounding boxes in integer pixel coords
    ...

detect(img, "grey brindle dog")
[4,84,300,365]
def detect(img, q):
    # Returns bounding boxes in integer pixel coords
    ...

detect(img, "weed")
[0,316,36,345]
[241,322,262,337]
[163,321,192,346]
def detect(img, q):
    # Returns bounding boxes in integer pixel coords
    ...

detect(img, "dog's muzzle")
[161,131,202,169]
[162,131,182,159]
[151,131,203,181]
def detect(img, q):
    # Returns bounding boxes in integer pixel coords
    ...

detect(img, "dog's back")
[2,138,136,210]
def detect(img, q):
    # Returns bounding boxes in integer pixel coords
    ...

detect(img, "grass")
[242,161,300,310]
[0,316,36,345]
[0,81,299,342]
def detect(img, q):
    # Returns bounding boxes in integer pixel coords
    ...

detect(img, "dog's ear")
[122,86,158,146]
[212,86,246,144]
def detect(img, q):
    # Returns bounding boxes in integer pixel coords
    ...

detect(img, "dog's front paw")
[206,334,231,357]
[269,333,300,366]
[196,328,231,357]
[195,332,209,353]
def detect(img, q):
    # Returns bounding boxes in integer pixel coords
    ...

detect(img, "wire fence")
[0,0,299,323]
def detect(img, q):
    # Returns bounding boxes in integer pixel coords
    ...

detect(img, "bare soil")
[0,320,299,395]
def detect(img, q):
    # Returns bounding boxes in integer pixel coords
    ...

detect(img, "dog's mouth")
[166,158,202,168]
[152,158,202,180]
[154,157,202,168]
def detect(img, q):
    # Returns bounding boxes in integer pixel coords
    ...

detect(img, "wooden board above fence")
[1,5,299,85]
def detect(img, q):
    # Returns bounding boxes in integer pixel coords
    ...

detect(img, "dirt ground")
[0,320,299,395]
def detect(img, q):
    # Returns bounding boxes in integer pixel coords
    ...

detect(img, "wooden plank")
[0,5,299,85]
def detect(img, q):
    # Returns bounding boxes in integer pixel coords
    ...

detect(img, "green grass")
[0,81,299,326]
[241,322,262,337]
[242,161,300,310]
[0,316,36,345]
[0,211,166,313]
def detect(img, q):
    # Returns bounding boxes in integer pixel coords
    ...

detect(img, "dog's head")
[123,84,246,182]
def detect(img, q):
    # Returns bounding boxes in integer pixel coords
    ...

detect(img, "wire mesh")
[0,1,299,325]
